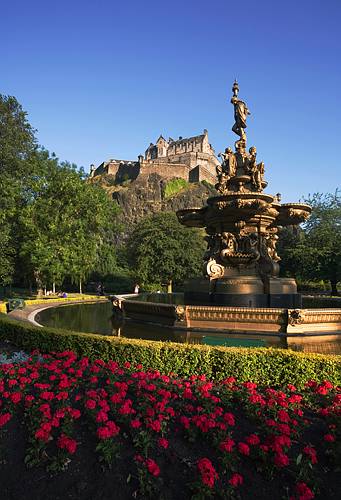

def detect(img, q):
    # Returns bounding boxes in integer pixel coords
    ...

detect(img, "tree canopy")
[0,94,120,291]
[0,94,38,285]
[127,212,206,288]
[278,191,341,294]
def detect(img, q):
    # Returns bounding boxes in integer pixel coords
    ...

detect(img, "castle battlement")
[90,130,219,185]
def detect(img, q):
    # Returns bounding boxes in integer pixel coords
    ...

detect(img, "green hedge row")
[302,296,341,308]
[0,314,340,387]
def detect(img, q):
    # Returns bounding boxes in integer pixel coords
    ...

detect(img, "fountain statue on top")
[177,81,312,307]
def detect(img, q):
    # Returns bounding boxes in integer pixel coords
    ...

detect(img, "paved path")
[8,298,109,326]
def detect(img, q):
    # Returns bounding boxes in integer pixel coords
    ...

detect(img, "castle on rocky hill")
[90,129,219,185]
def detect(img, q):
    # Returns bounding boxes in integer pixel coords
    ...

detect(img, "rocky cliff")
[95,173,217,237]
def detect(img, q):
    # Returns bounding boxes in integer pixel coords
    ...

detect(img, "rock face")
[109,173,217,237]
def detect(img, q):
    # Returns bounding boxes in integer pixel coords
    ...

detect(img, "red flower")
[158,437,169,449]
[277,423,291,436]
[246,434,260,446]
[10,392,22,404]
[220,437,235,453]
[197,458,218,488]
[238,442,250,456]
[295,482,315,500]
[277,409,290,423]
[180,416,190,429]
[303,446,317,464]
[97,421,120,439]
[223,377,236,384]
[40,391,54,401]
[323,433,335,442]
[85,399,96,410]
[56,391,69,400]
[243,381,257,391]
[223,412,235,426]
[35,428,50,442]
[69,408,81,419]
[274,452,289,467]
[119,399,134,415]
[97,426,111,439]
[130,419,142,429]
[96,410,108,423]
[0,412,12,427]
[229,472,243,487]
[145,458,160,477]
[57,434,77,454]
[315,386,328,396]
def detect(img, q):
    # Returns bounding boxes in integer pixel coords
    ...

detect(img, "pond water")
[35,301,341,355]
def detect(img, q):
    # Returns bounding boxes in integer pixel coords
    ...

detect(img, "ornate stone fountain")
[177,81,311,308]
[114,83,341,342]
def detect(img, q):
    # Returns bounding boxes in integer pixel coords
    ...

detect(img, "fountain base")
[184,276,301,308]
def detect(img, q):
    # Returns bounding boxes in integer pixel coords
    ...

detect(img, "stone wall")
[139,161,190,180]
[189,165,216,184]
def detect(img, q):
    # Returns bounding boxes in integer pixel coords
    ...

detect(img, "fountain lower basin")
[114,293,341,340]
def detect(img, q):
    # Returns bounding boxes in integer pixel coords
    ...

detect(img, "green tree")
[127,212,206,289]
[0,94,38,285]
[280,191,341,295]
[19,153,120,292]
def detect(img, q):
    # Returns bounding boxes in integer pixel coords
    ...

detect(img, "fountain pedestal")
[184,275,301,308]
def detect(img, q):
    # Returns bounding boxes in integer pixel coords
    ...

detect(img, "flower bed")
[0,351,340,499]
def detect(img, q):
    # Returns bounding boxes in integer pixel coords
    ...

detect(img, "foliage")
[0,94,121,291]
[278,191,341,294]
[17,153,120,290]
[0,314,340,387]
[302,296,341,308]
[0,94,38,285]
[163,178,189,199]
[127,212,206,287]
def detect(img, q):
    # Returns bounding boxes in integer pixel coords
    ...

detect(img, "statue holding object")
[231,80,250,141]
[247,146,265,191]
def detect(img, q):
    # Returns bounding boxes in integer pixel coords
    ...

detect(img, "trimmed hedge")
[302,296,341,308]
[0,313,340,387]
[0,295,104,314]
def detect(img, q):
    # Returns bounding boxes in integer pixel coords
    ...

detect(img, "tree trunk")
[167,279,172,294]
[52,282,56,294]
[79,279,82,295]
[330,280,339,296]
[34,271,44,297]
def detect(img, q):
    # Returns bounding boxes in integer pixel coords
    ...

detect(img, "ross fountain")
[177,80,311,308]
[114,83,341,343]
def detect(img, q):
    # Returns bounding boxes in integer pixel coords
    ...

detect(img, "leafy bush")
[127,212,205,287]
[302,296,341,308]
[0,314,340,387]
[163,178,189,199]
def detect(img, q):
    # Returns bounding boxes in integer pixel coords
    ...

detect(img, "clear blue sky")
[1,0,340,202]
